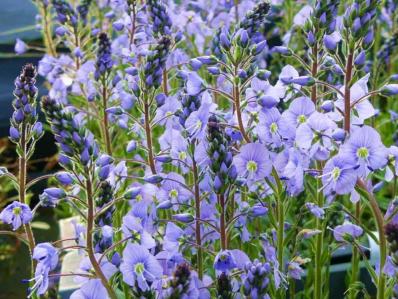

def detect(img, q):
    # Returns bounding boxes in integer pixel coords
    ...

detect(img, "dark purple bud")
[32,122,43,138]
[238,69,247,79]
[253,40,267,55]
[250,205,268,217]
[272,46,291,56]
[143,174,163,184]
[125,67,138,76]
[157,200,172,209]
[196,56,217,65]
[239,30,249,48]
[256,70,271,80]
[106,106,124,115]
[56,172,74,185]
[112,21,124,31]
[9,127,20,141]
[96,154,114,167]
[155,93,167,107]
[320,100,333,112]
[258,95,278,108]
[155,155,172,163]
[207,67,220,75]
[55,26,68,36]
[290,76,315,86]
[307,31,315,46]
[190,59,202,71]
[331,128,346,141]
[173,213,194,223]
[363,29,374,47]
[220,32,231,49]
[381,84,398,96]
[354,51,366,66]
[99,165,111,181]
[126,140,137,153]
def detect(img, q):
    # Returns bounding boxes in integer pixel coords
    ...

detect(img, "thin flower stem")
[85,176,117,299]
[357,179,386,299]
[19,122,36,276]
[192,155,203,280]
[315,80,345,98]
[25,174,54,190]
[311,42,318,104]
[101,78,112,155]
[233,67,250,143]
[349,201,360,299]
[344,51,354,133]
[39,3,56,56]
[218,193,227,250]
[162,69,169,96]
[144,94,157,174]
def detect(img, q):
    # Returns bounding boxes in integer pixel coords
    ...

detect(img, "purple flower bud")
[106,106,124,115]
[256,70,271,80]
[39,188,66,207]
[390,74,398,81]
[354,51,366,66]
[99,164,111,181]
[32,122,43,138]
[272,46,291,56]
[59,154,71,166]
[258,95,278,108]
[321,100,334,112]
[382,84,398,96]
[9,127,20,141]
[239,30,249,47]
[126,140,137,153]
[74,47,83,58]
[55,26,68,36]
[157,200,172,209]
[125,67,138,76]
[207,67,220,75]
[307,31,315,46]
[324,33,340,51]
[331,128,346,141]
[238,69,247,79]
[196,56,217,65]
[190,59,202,71]
[112,20,124,31]
[15,38,27,55]
[290,76,315,86]
[253,40,267,55]
[173,213,194,223]
[250,205,268,217]
[363,29,374,47]
[220,32,231,49]
[96,154,114,167]
[155,155,172,163]
[56,172,74,185]
[143,175,163,184]
[155,93,167,107]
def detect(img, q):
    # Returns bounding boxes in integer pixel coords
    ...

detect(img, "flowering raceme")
[2,0,398,298]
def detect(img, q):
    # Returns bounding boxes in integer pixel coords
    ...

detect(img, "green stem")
[357,179,386,299]
[349,202,360,299]
[218,194,227,250]
[101,80,112,155]
[344,51,354,133]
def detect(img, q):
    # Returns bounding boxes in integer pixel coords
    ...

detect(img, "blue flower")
[214,250,237,273]
[340,126,388,176]
[0,201,32,230]
[333,222,363,242]
[120,243,163,291]
[70,279,109,299]
[33,243,59,270]
[39,188,66,207]
[321,155,357,196]
[233,143,272,183]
